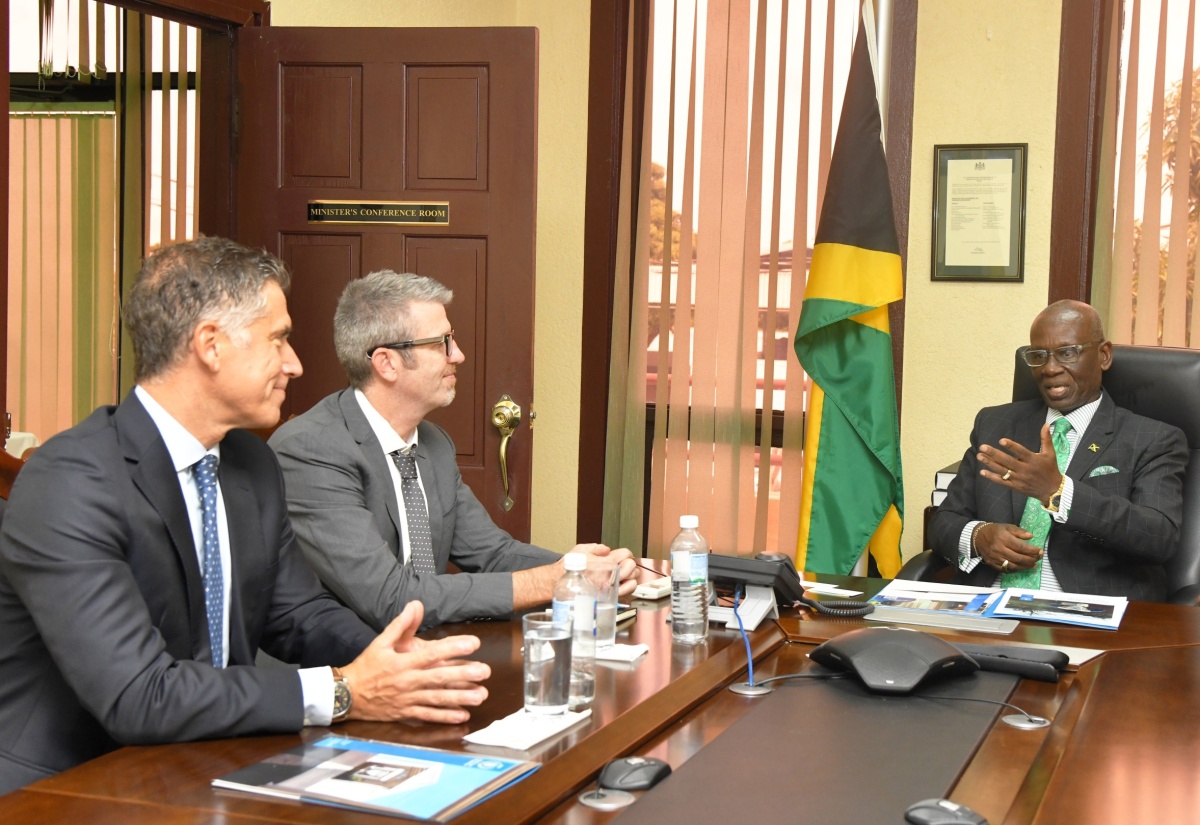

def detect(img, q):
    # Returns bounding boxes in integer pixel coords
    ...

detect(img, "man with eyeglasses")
[928,300,1187,600]
[269,270,637,630]
[0,242,490,794]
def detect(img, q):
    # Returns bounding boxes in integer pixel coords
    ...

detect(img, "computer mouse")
[597,756,672,791]
[904,797,988,825]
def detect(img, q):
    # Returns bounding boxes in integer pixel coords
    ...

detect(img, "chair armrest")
[1168,583,1200,606]
[895,550,950,582]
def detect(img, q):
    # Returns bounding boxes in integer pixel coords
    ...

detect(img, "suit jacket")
[0,394,376,794]
[929,394,1188,601]
[269,390,560,630]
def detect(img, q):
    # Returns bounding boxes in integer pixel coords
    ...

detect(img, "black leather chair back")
[1014,344,1200,598]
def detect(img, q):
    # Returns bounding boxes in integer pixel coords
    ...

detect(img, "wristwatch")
[331,667,352,723]
[1046,474,1067,513]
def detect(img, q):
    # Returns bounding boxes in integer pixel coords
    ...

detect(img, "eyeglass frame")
[1021,340,1102,368]
[367,331,455,359]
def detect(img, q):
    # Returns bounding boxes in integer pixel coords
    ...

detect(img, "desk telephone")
[708,553,874,617]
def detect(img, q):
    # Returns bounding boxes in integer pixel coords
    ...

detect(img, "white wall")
[900,0,1063,558]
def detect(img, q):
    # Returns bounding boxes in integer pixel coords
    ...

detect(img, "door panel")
[404,236,485,460]
[406,66,488,189]
[281,66,363,187]
[235,27,537,539]
[277,232,362,417]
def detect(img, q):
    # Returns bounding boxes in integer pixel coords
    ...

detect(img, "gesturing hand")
[977,423,1062,505]
[340,601,490,724]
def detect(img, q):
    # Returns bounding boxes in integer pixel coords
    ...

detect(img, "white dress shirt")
[354,389,432,566]
[135,386,335,725]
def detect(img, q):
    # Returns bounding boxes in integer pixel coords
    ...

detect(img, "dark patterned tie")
[1003,417,1073,589]
[193,455,224,667]
[390,448,437,574]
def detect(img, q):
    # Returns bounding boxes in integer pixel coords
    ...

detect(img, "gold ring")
[1002,470,1013,481]
[1001,559,1010,570]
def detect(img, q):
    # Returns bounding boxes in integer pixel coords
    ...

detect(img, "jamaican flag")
[794,9,904,576]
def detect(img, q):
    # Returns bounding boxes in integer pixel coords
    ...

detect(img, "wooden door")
[234,27,538,539]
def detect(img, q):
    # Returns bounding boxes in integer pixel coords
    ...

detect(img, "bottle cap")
[679,514,699,529]
[563,552,588,571]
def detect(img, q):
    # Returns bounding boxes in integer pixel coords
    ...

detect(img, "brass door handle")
[491,395,521,511]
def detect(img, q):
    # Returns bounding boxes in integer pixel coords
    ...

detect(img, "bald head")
[1032,299,1105,343]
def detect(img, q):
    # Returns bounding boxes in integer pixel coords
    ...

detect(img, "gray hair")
[123,237,292,381]
[335,270,454,388]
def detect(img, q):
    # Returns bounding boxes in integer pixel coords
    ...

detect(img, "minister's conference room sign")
[307,200,450,225]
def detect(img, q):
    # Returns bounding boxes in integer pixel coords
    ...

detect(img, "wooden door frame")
[1048,0,1117,303]
[576,0,640,543]
[110,1,272,241]
[1,0,9,441]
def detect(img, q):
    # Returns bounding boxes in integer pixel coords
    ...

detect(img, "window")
[6,2,200,449]
[1101,0,1200,346]
[604,0,867,556]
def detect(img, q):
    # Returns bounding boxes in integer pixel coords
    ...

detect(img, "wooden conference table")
[4,576,1200,824]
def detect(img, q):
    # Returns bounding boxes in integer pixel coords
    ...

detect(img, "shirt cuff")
[1051,476,1074,523]
[299,666,334,726]
[958,520,985,572]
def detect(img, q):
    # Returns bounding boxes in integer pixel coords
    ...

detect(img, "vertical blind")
[8,2,202,446]
[144,16,200,252]
[604,0,864,558]
[1103,0,1199,345]
[8,108,118,441]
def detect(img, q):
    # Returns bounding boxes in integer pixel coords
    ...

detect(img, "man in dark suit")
[0,239,491,795]
[270,271,636,631]
[929,300,1188,601]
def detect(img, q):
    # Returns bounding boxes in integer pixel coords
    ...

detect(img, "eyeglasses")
[1022,341,1101,368]
[368,331,455,358]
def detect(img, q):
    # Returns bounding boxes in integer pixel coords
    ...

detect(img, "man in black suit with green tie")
[930,300,1188,600]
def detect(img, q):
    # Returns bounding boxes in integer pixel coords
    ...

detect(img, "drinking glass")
[586,559,620,649]
[522,610,572,714]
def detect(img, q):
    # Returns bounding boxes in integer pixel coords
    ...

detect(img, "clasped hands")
[972,423,1063,573]
[340,600,490,725]
[334,544,641,726]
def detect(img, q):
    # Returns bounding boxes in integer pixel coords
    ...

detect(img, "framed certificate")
[931,143,1027,282]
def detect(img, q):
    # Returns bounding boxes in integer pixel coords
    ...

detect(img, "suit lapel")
[115,393,208,658]
[1010,404,1045,518]
[217,443,258,665]
[1068,393,1115,480]
[340,390,404,555]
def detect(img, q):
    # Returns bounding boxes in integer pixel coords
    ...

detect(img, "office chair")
[898,344,1200,604]
[0,450,24,500]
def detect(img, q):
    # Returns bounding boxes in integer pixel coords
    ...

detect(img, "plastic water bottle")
[670,515,709,644]
[551,552,596,710]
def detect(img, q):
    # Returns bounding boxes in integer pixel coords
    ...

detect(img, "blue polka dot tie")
[390,448,437,574]
[193,455,224,668]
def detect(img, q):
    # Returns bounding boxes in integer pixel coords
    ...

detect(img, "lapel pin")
[1088,443,1099,452]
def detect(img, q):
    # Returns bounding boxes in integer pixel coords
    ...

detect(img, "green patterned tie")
[1002,417,1073,589]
